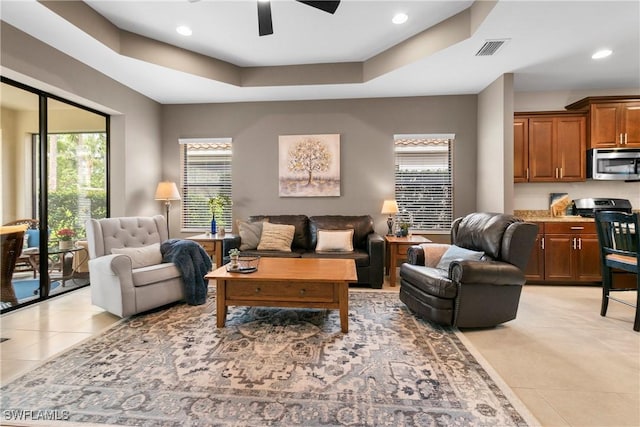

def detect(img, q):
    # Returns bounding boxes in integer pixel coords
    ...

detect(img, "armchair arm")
[406,245,426,265]
[88,254,136,317]
[407,243,450,267]
[449,260,525,286]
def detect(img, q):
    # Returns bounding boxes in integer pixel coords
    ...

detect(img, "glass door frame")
[1,76,110,313]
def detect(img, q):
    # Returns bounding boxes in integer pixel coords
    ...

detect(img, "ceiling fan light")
[591,49,612,59]
[392,13,408,25]
[176,25,192,36]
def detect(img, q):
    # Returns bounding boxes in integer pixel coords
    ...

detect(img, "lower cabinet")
[525,221,603,284]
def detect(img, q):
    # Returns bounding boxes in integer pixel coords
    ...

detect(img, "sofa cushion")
[316,229,354,252]
[249,215,310,250]
[239,249,303,259]
[301,249,370,268]
[257,222,295,252]
[399,263,457,299]
[112,243,162,269]
[309,215,374,250]
[435,245,484,271]
[132,262,181,287]
[237,219,265,251]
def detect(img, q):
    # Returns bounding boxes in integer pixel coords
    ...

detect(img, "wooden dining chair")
[1,225,27,307]
[3,219,40,277]
[594,211,639,332]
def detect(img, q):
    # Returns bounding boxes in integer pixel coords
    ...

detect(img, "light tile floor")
[1,282,638,426]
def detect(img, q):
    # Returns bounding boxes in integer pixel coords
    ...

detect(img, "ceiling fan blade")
[258,0,273,36]
[296,0,340,14]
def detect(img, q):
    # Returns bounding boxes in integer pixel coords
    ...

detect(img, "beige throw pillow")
[257,222,295,252]
[316,229,354,252]
[111,243,162,268]
[237,219,265,251]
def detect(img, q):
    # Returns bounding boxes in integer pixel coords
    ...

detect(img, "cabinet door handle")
[578,238,582,250]
[572,237,576,250]
[555,168,558,179]
[526,168,529,180]
[624,133,628,145]
[570,226,584,230]
[560,167,563,179]
[541,237,545,250]
[620,133,624,145]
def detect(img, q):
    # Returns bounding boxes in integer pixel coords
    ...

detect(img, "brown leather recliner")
[399,212,538,328]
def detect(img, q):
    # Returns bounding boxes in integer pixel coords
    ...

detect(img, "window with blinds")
[394,134,454,232]
[179,138,232,231]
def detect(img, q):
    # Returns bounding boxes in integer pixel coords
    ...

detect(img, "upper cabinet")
[514,112,586,182]
[566,96,640,148]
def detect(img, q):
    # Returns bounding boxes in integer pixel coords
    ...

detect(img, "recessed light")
[392,13,408,25]
[592,49,612,59]
[176,25,192,36]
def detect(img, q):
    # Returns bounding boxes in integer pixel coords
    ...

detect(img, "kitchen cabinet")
[524,222,545,281]
[525,221,601,283]
[514,112,586,182]
[514,118,528,182]
[565,96,640,148]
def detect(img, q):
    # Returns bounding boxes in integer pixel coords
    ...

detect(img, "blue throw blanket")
[161,239,212,305]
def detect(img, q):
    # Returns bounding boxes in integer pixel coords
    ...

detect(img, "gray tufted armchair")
[86,216,185,317]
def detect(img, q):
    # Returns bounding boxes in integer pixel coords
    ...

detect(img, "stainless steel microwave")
[587,148,640,181]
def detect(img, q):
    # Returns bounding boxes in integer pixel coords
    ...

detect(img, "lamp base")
[386,216,394,236]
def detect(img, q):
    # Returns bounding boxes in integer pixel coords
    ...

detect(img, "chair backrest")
[1,226,27,305]
[451,212,538,270]
[86,216,168,259]
[594,211,639,270]
[2,220,41,248]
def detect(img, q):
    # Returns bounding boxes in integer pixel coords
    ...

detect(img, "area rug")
[1,291,536,426]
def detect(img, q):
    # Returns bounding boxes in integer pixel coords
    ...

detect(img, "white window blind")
[394,134,454,232]
[179,138,232,230]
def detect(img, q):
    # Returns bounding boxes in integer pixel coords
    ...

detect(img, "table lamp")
[381,200,399,236]
[155,181,181,237]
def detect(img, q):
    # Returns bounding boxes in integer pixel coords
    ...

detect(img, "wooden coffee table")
[205,257,357,333]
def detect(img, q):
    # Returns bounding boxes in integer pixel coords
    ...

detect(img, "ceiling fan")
[257,0,341,36]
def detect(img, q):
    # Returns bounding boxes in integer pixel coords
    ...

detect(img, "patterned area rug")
[1,291,534,426]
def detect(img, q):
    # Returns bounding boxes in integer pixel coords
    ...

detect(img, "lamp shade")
[381,200,399,215]
[154,181,181,201]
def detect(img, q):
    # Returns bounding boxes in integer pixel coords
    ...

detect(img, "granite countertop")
[514,210,594,222]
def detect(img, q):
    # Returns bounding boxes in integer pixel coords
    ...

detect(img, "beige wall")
[476,74,515,213]
[162,96,478,237]
[514,88,640,211]
[1,23,163,218]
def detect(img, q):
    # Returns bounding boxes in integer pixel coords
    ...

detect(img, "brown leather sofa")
[399,212,538,328]
[224,215,385,288]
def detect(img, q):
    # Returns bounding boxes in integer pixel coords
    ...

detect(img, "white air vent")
[475,39,509,56]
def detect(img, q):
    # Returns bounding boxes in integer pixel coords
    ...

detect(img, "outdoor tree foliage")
[47,133,107,239]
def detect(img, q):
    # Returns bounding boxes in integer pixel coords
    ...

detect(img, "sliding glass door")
[1,78,108,312]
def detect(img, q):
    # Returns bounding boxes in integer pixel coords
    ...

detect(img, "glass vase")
[210,215,217,235]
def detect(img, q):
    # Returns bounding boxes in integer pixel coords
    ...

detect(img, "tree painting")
[279,134,340,197]
[287,138,331,185]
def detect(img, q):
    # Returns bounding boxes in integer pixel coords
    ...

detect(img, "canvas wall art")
[278,134,341,197]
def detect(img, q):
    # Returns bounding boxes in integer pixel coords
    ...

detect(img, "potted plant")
[57,228,75,249]
[228,248,240,268]
[398,222,410,237]
[208,194,232,235]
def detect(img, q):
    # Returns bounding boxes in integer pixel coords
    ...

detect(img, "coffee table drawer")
[226,281,335,302]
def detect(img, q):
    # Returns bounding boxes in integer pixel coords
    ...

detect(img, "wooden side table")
[186,233,232,268]
[385,235,431,287]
